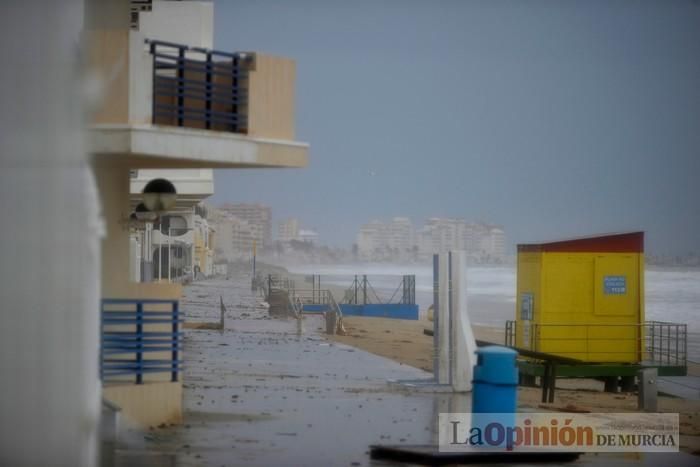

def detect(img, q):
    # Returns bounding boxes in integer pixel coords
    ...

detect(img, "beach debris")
[537,403,590,413]
[182,296,226,330]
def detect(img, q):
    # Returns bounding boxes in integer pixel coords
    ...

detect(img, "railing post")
[177,46,185,127]
[683,324,687,365]
[410,275,415,304]
[362,275,367,305]
[353,275,358,305]
[172,301,179,382]
[205,52,212,129]
[99,301,104,381]
[231,56,238,132]
[150,41,157,125]
[136,302,143,384]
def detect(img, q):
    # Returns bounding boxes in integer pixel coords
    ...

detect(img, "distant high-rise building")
[215,215,263,261]
[219,203,272,250]
[278,218,300,243]
[357,216,506,262]
[487,227,506,260]
[357,220,388,260]
[298,229,319,245]
[357,218,415,261]
[389,217,414,253]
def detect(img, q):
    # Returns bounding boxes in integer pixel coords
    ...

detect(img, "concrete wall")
[87,28,131,124]
[103,382,183,428]
[87,1,300,144]
[131,169,214,196]
[93,163,184,299]
[0,1,101,465]
[246,54,297,140]
[139,0,214,49]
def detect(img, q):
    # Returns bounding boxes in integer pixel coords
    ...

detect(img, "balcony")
[149,40,252,133]
[88,33,308,169]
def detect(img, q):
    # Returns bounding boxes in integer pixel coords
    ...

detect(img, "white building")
[357,218,415,261]
[130,169,215,281]
[219,203,272,250]
[298,229,319,245]
[278,218,300,243]
[358,217,506,262]
[215,215,263,261]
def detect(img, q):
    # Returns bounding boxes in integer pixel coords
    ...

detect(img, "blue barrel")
[472,345,518,413]
[471,346,518,448]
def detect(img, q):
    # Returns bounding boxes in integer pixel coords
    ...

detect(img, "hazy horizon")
[210,0,700,256]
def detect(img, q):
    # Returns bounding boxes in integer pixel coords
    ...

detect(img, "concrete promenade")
[116,274,446,466]
[113,274,700,466]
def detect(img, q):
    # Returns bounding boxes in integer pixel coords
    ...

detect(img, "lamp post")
[165,225,195,283]
[142,178,177,212]
[138,178,177,282]
[133,202,158,282]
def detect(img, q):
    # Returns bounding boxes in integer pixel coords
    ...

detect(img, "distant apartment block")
[357,217,506,262]
[219,203,272,250]
[298,229,319,245]
[215,215,263,261]
[278,218,300,243]
[277,217,319,245]
[357,217,416,261]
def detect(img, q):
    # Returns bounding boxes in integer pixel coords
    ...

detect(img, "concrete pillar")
[93,164,131,296]
[450,251,477,392]
[436,253,451,385]
[0,1,101,465]
[434,251,476,391]
[638,368,658,412]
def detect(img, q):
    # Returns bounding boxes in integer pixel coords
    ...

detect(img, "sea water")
[285,263,700,362]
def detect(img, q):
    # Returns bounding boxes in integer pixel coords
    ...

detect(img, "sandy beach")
[330,315,700,452]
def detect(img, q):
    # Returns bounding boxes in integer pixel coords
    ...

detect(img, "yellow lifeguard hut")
[514,232,645,363]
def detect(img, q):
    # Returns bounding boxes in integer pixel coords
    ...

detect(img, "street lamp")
[132,202,158,222]
[138,178,177,282]
[142,178,177,212]
[166,226,195,283]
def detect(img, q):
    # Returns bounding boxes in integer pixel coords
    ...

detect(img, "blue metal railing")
[100,298,183,384]
[147,39,253,133]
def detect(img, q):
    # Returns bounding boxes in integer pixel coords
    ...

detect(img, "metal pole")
[205,52,212,129]
[252,239,256,278]
[354,275,358,304]
[168,227,171,283]
[363,275,367,305]
[158,226,162,282]
[433,254,439,379]
[675,324,679,365]
[172,301,179,382]
[136,302,143,385]
[448,251,453,386]
[177,46,185,127]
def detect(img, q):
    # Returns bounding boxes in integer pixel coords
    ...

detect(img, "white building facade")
[357,217,506,262]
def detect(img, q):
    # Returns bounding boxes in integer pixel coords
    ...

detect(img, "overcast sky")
[211,0,700,255]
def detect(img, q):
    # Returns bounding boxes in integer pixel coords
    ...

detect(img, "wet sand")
[330,315,700,451]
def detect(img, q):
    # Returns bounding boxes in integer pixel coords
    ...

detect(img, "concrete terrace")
[113,274,700,466]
